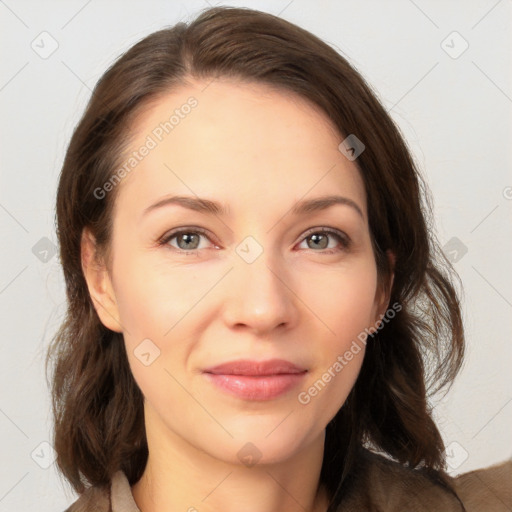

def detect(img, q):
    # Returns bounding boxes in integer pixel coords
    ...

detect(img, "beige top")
[111,471,140,511]
[63,470,138,512]
[64,450,512,511]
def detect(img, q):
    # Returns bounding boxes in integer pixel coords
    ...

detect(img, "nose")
[222,250,298,335]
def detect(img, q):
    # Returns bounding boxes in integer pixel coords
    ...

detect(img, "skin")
[81,78,393,512]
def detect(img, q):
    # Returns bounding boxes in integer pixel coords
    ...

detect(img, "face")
[83,78,391,466]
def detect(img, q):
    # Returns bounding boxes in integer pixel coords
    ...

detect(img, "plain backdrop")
[0,0,511,510]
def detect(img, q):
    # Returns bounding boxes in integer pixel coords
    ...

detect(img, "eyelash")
[157,226,351,256]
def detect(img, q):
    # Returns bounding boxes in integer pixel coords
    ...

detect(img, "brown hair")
[46,6,465,509]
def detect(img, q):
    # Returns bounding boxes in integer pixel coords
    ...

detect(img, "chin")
[209,424,313,467]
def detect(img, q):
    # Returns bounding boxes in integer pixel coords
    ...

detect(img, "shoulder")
[452,457,512,511]
[339,449,512,512]
[338,448,463,511]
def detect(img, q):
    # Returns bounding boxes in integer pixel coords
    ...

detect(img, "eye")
[158,226,350,255]
[158,228,215,254]
[297,227,350,254]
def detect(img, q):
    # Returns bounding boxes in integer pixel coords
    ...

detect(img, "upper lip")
[203,358,307,376]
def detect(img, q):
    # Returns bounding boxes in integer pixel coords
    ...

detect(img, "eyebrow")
[141,194,364,219]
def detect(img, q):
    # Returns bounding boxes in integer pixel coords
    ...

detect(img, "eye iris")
[308,233,328,249]
[177,233,200,250]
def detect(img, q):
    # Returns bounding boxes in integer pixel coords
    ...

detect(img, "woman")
[46,6,510,512]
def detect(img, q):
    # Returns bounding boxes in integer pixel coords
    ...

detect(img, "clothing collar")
[111,470,141,511]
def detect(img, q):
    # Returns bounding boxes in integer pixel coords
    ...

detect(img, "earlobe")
[81,228,123,333]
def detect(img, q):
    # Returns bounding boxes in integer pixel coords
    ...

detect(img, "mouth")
[202,359,308,400]
[202,358,307,376]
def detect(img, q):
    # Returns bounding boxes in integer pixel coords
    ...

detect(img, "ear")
[81,227,123,333]
[371,250,396,331]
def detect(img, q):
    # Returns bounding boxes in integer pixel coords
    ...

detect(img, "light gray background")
[1,0,511,510]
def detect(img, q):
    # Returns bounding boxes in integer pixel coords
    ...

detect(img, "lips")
[202,358,308,400]
[202,358,307,376]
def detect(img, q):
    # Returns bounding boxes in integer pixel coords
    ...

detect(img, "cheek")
[295,257,378,413]
[298,256,379,346]
[110,248,212,396]
[111,247,204,340]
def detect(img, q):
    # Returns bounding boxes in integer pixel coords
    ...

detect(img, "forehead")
[113,78,366,222]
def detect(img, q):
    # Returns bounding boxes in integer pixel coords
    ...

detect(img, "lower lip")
[203,372,307,400]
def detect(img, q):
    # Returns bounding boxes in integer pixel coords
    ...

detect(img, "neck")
[131,402,330,512]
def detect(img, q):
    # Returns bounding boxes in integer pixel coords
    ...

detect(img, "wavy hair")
[46,6,465,510]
